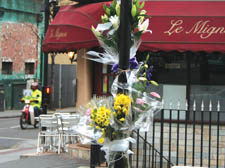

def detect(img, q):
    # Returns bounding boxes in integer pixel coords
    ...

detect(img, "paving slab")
[0,153,89,168]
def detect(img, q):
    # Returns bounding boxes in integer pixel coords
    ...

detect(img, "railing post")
[160,109,164,168]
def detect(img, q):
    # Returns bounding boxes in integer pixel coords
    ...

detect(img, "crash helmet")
[31,82,38,91]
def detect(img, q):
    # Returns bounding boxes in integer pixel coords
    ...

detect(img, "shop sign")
[143,17,225,44]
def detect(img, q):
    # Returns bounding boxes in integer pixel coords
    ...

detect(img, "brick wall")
[1,22,38,73]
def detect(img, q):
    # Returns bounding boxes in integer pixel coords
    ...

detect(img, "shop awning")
[42,1,225,53]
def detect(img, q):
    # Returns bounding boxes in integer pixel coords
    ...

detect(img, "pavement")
[0,153,89,168]
[0,107,90,168]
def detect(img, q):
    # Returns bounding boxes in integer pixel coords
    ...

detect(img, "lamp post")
[117,0,132,89]
[118,0,132,71]
[68,51,77,64]
[42,0,59,114]
[115,0,132,167]
[42,0,50,114]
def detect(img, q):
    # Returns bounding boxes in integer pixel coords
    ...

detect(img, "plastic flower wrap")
[130,54,161,131]
[77,95,132,142]
[77,95,136,165]
[111,56,162,132]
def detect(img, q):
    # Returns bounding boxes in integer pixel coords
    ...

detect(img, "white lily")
[138,19,152,34]
[109,15,119,30]
[96,22,112,32]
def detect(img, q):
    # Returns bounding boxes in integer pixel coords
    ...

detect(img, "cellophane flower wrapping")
[75,0,163,166]
[111,68,162,132]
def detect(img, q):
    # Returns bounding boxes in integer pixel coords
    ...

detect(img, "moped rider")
[31,82,42,117]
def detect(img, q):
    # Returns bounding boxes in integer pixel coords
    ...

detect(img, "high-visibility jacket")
[31,89,42,109]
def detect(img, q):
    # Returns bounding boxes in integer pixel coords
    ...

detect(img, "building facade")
[0,0,45,110]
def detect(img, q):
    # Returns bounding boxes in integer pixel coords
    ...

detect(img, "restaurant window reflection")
[137,51,225,121]
[190,52,225,119]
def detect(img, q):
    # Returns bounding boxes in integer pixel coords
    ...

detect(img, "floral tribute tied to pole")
[76,0,162,167]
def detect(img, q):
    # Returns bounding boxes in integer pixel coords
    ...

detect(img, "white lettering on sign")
[164,20,184,36]
[164,20,225,39]
[50,28,67,40]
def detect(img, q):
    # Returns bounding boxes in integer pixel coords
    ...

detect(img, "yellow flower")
[98,137,105,144]
[113,112,117,117]
[91,106,111,129]
[114,105,121,110]
[123,108,128,115]
[120,118,125,122]
[104,120,109,126]
[101,129,105,136]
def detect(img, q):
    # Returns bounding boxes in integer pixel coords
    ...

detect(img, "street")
[0,117,39,163]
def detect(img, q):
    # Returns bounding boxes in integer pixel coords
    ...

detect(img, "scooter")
[20,89,39,129]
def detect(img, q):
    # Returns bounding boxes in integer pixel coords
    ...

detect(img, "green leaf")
[140,1,145,9]
[131,21,139,31]
[112,0,117,8]
[134,31,143,40]
[146,53,150,62]
[136,0,140,9]
[109,6,116,15]
[116,3,120,16]
[106,7,111,16]
[103,4,107,12]
[150,80,159,86]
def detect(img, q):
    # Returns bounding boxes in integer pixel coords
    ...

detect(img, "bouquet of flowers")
[76,0,162,167]
[78,95,135,167]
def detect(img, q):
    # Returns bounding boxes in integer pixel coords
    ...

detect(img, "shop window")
[137,51,225,122]
[142,51,188,85]
[2,62,12,74]
[190,52,225,120]
[25,63,34,74]
[190,52,225,85]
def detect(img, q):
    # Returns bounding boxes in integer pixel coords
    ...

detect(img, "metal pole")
[118,0,131,71]
[117,0,132,90]
[115,0,132,167]
[42,0,50,114]
[59,64,62,108]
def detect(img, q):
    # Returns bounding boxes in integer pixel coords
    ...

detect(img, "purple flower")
[147,73,152,81]
[130,57,139,70]
[112,63,119,73]
[111,57,139,73]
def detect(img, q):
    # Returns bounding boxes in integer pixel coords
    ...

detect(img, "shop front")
[42,1,225,114]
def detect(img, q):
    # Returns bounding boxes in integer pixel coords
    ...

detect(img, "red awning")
[42,3,107,52]
[42,1,225,53]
